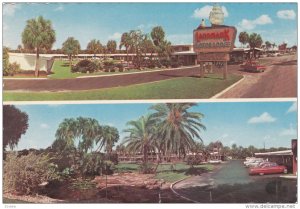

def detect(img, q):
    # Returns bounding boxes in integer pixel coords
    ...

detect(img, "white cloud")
[3,3,21,16]
[40,123,50,129]
[277,10,296,20]
[192,5,229,19]
[238,14,272,30]
[248,112,277,124]
[108,32,122,40]
[279,124,297,136]
[287,102,297,114]
[54,5,64,12]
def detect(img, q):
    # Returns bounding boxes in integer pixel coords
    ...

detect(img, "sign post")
[193,26,236,80]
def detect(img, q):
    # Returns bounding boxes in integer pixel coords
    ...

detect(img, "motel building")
[8,44,259,75]
[254,139,297,176]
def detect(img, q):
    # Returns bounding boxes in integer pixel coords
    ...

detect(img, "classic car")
[249,163,287,175]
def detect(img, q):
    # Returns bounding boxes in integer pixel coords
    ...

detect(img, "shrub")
[3,152,58,195]
[71,59,98,73]
[186,155,203,166]
[115,63,124,72]
[159,59,171,68]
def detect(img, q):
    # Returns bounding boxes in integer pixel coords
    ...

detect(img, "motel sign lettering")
[193,26,237,53]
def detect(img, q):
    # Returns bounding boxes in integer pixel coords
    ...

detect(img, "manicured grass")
[48,60,164,79]
[4,74,242,101]
[115,163,214,183]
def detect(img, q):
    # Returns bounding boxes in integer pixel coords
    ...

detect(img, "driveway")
[172,160,297,203]
[218,55,297,98]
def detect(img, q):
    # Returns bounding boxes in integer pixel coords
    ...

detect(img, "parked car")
[240,60,267,72]
[244,158,264,167]
[249,163,287,175]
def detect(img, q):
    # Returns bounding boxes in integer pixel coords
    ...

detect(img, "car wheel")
[259,173,264,176]
[284,169,288,174]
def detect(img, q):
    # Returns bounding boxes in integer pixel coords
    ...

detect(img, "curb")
[77,65,198,79]
[170,177,199,203]
[3,78,48,80]
[210,75,245,99]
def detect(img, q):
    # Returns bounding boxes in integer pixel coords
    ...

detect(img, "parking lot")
[173,160,297,203]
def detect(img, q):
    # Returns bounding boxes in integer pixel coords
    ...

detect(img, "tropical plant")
[122,115,157,164]
[106,40,117,54]
[53,117,102,154]
[151,26,165,47]
[4,152,58,195]
[128,30,145,69]
[3,105,29,151]
[22,16,56,77]
[119,32,131,63]
[265,41,272,50]
[62,37,81,66]
[87,39,102,57]
[150,103,206,159]
[238,31,249,47]
[248,33,263,59]
[95,125,119,154]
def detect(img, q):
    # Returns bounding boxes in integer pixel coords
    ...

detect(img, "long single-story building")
[8,53,54,73]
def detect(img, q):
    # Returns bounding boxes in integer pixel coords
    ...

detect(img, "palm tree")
[53,117,102,154]
[151,26,165,47]
[248,33,263,59]
[62,37,81,66]
[122,115,157,163]
[265,41,272,51]
[238,31,249,48]
[150,103,206,160]
[95,125,119,154]
[119,32,131,63]
[22,16,56,77]
[87,39,102,58]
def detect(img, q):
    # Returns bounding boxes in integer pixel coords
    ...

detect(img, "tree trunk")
[143,145,148,164]
[35,48,40,77]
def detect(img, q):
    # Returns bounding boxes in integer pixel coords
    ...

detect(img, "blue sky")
[3,2,297,49]
[12,101,297,150]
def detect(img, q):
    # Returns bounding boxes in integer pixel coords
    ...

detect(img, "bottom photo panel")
[3,101,297,204]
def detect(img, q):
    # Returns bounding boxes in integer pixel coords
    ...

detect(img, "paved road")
[172,160,297,203]
[219,55,297,98]
[3,67,202,92]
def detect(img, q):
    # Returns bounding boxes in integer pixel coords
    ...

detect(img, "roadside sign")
[193,26,237,53]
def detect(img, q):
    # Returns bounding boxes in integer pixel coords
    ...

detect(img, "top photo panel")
[3,2,297,102]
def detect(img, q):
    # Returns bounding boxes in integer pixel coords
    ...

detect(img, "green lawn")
[115,163,214,183]
[4,74,242,101]
[48,60,164,79]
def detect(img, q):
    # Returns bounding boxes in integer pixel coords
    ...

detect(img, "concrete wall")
[8,53,54,73]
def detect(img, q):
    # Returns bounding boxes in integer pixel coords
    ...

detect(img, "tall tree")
[106,40,117,54]
[53,117,102,154]
[142,35,156,59]
[150,103,206,159]
[248,33,263,59]
[3,105,29,151]
[265,41,272,51]
[119,32,131,63]
[238,31,249,48]
[22,16,56,77]
[62,37,81,66]
[95,125,119,154]
[123,115,157,163]
[151,26,165,47]
[87,39,102,57]
[128,30,145,69]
